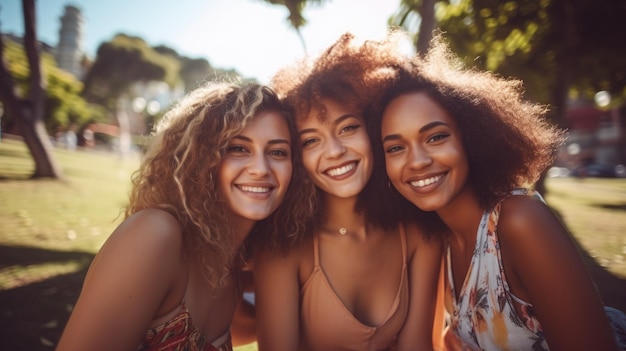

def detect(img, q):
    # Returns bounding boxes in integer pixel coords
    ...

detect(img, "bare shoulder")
[253,235,314,285]
[56,209,187,350]
[106,209,183,251]
[497,193,577,273]
[402,221,442,255]
[498,194,563,244]
[93,209,186,277]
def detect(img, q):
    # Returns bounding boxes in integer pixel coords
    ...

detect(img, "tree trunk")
[14,103,63,178]
[0,0,63,179]
[537,0,577,195]
[416,0,436,55]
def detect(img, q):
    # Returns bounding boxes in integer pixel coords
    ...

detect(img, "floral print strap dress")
[137,303,233,351]
[445,189,548,351]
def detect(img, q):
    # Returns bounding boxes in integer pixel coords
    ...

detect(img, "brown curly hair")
[368,33,567,210]
[125,81,309,289]
[270,32,442,243]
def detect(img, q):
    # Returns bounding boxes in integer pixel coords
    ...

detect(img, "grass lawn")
[1,137,625,350]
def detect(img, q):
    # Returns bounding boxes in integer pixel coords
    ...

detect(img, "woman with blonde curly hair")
[374,34,626,351]
[252,33,444,351]
[57,81,306,351]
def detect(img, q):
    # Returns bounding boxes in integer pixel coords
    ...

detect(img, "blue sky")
[1,0,399,83]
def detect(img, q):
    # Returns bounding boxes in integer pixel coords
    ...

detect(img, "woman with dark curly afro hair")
[57,81,309,351]
[373,33,626,351]
[252,33,445,351]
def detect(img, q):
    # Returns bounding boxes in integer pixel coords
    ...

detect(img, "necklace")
[339,227,347,235]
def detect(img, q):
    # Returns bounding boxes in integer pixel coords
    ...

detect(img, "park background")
[1,0,625,350]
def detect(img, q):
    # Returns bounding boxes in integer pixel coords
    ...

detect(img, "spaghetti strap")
[313,233,320,268]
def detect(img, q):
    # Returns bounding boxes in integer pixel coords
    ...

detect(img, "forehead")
[240,110,290,140]
[297,98,361,130]
[382,91,456,129]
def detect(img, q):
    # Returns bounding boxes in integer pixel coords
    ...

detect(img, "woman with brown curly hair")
[252,33,444,351]
[374,34,625,351]
[56,81,306,351]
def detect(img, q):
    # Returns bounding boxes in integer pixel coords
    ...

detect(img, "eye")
[268,148,289,158]
[226,144,248,153]
[301,137,319,148]
[339,124,361,135]
[427,132,450,143]
[385,145,405,154]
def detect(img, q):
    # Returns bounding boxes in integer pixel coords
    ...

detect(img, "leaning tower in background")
[54,5,84,79]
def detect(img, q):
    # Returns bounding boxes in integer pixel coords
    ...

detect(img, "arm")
[499,196,618,351]
[253,246,302,351]
[56,209,186,351]
[397,223,443,351]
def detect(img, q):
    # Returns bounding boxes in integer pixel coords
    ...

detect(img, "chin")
[401,195,440,213]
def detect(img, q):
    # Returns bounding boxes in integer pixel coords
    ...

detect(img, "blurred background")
[0,0,625,350]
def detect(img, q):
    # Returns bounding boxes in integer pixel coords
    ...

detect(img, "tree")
[436,0,626,126]
[258,0,329,53]
[389,0,439,55]
[2,38,105,136]
[82,34,179,109]
[0,0,63,178]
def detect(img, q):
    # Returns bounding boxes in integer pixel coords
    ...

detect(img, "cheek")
[384,156,401,181]
[300,150,318,175]
[278,162,293,187]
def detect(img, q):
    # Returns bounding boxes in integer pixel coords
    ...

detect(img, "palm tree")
[258,0,328,54]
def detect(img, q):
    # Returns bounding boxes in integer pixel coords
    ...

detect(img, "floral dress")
[445,189,548,351]
[444,189,626,350]
[137,303,232,351]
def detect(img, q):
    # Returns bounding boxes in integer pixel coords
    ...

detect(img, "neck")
[228,216,256,252]
[320,194,366,236]
[437,186,484,243]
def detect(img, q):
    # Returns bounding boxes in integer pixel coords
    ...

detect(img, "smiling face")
[381,91,470,213]
[217,110,292,223]
[297,98,373,199]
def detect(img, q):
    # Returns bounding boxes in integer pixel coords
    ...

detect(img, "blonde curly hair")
[125,81,307,289]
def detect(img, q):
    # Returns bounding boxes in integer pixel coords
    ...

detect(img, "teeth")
[327,163,355,177]
[410,174,443,188]
[239,185,271,193]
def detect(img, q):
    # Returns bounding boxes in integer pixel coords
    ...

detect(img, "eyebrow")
[298,113,360,136]
[233,135,291,145]
[382,121,450,142]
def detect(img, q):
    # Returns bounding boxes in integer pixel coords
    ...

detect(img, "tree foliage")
[258,0,329,52]
[2,39,105,134]
[389,0,439,55]
[436,0,626,114]
[82,34,180,109]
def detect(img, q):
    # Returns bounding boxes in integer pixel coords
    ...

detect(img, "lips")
[324,161,357,177]
[408,173,445,188]
[236,184,274,194]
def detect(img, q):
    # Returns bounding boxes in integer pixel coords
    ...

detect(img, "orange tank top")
[299,227,409,351]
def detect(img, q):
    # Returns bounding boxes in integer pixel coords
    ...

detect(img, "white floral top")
[445,189,549,351]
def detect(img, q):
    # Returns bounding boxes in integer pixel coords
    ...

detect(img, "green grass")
[0,137,139,289]
[544,177,626,278]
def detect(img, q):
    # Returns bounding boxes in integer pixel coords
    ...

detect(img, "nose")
[324,136,347,159]
[247,153,270,177]
[407,145,432,170]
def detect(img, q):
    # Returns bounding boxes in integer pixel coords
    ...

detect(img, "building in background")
[54,5,84,79]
